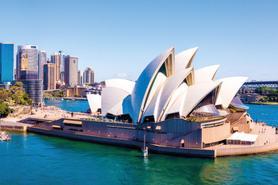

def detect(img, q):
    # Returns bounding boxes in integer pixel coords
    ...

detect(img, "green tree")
[9,82,32,105]
[0,89,11,102]
[0,102,11,118]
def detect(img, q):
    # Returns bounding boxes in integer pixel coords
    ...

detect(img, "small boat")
[0,131,11,141]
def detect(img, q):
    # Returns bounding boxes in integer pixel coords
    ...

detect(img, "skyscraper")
[16,45,39,80]
[0,43,14,84]
[78,70,83,86]
[38,50,47,80]
[50,51,63,83]
[83,67,94,85]
[43,63,56,90]
[64,55,78,87]
[16,45,43,106]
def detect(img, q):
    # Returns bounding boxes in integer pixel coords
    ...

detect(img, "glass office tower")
[0,43,14,84]
[16,45,43,106]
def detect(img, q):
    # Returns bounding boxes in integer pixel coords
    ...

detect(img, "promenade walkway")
[214,122,278,156]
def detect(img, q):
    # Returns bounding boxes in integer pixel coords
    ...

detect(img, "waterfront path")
[214,122,278,156]
[0,119,32,132]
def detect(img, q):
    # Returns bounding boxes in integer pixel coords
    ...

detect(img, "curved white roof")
[215,77,248,109]
[194,65,220,83]
[107,101,123,115]
[161,83,188,121]
[131,48,175,123]
[181,81,221,118]
[105,79,135,94]
[143,72,167,114]
[156,68,192,121]
[142,68,192,122]
[101,87,130,116]
[87,93,101,113]
[141,86,163,122]
[175,47,198,72]
[106,95,134,117]
[122,95,133,116]
[96,47,248,124]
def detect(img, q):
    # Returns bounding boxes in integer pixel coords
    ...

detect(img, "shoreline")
[44,97,87,101]
[247,102,278,105]
[2,104,278,158]
[27,119,278,158]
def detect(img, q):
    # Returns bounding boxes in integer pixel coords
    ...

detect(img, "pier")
[0,120,31,132]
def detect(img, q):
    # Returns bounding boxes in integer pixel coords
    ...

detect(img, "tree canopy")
[0,82,32,106]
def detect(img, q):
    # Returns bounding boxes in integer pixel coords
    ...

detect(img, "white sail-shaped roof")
[157,68,192,121]
[94,46,248,124]
[141,68,192,122]
[101,87,130,116]
[215,77,248,109]
[194,65,220,83]
[181,81,221,118]
[141,86,163,122]
[161,83,188,121]
[101,79,135,116]
[131,48,175,123]
[175,47,198,72]
[87,93,101,113]
[106,95,134,116]
[142,72,167,116]
[122,95,133,116]
[107,101,123,115]
[105,79,135,94]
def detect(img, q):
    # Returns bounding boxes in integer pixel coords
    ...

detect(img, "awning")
[227,132,258,142]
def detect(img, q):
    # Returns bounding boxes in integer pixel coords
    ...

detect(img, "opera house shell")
[88,47,248,125]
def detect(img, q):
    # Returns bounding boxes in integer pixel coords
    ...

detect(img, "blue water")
[0,100,277,185]
[247,104,278,126]
[44,99,90,113]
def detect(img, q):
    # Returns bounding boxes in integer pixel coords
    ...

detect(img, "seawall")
[0,120,30,132]
[28,127,217,158]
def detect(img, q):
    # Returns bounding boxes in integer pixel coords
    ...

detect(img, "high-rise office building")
[16,45,43,105]
[43,63,56,90]
[38,50,47,80]
[83,67,94,85]
[50,51,63,83]
[64,55,78,87]
[16,45,39,80]
[78,70,83,85]
[60,53,65,84]
[0,43,14,84]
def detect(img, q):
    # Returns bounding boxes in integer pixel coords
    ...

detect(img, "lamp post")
[142,126,148,157]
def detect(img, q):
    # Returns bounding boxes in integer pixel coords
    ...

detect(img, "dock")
[0,120,31,132]
[2,115,278,158]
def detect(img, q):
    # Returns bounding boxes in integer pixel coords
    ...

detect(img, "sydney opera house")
[87,47,253,148]
[30,47,278,157]
[89,47,248,125]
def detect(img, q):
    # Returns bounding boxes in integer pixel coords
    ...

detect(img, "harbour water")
[0,100,277,185]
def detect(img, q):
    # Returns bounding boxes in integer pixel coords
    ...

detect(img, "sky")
[1,0,277,82]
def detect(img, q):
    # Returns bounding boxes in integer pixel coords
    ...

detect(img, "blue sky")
[1,0,277,81]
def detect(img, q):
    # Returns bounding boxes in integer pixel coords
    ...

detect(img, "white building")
[87,47,247,124]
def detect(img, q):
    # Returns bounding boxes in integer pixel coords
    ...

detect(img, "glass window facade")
[0,43,14,83]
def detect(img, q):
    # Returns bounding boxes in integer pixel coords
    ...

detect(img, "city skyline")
[1,0,278,81]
